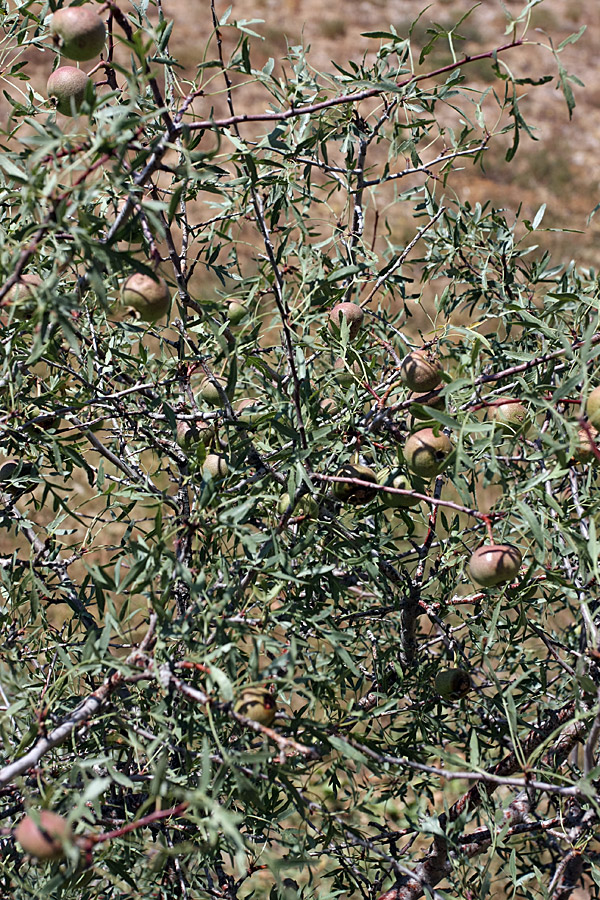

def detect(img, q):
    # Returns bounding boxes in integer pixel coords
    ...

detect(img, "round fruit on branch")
[434,668,471,701]
[15,810,72,860]
[468,543,522,587]
[586,386,600,429]
[225,299,248,325]
[332,463,378,505]
[198,375,232,407]
[377,468,421,509]
[234,687,277,725]
[403,428,452,479]
[121,273,170,323]
[400,349,442,393]
[202,454,229,478]
[489,399,530,436]
[47,66,91,116]
[50,5,106,62]
[328,302,364,340]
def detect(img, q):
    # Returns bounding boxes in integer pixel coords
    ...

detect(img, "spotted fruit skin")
[50,6,106,62]
[328,302,364,339]
[333,463,378,505]
[47,66,91,116]
[377,469,420,509]
[434,668,471,701]
[468,543,522,587]
[15,811,71,860]
[403,428,452,479]
[586,386,600,429]
[400,350,441,393]
[490,400,530,435]
[234,687,277,725]
[121,273,170,322]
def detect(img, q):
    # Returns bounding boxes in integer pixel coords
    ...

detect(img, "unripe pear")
[468,543,522,587]
[400,349,441,393]
[47,66,91,116]
[377,469,420,509]
[7,274,42,320]
[333,463,378,505]
[0,459,37,495]
[225,299,247,325]
[434,668,471,701]
[236,397,263,424]
[490,400,530,435]
[277,492,319,517]
[408,389,445,420]
[575,425,599,462]
[334,357,361,387]
[50,6,106,62]
[403,428,452,479]
[586,386,600,429]
[199,376,231,407]
[121,273,170,322]
[15,810,72,860]
[176,419,215,450]
[203,453,228,478]
[328,302,364,339]
[234,687,277,725]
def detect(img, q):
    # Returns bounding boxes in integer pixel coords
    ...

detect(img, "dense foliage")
[0,1,598,898]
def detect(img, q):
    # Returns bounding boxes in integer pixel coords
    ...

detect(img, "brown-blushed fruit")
[468,543,522,587]
[50,6,106,61]
[408,389,445,420]
[490,400,530,435]
[400,349,441,393]
[199,376,231,407]
[575,425,599,462]
[47,66,91,116]
[0,459,37,495]
[7,274,42,320]
[403,428,452,479]
[121,273,170,322]
[434,668,471,701]
[225,299,247,325]
[377,469,420,509]
[234,687,277,725]
[586,386,600,429]
[176,419,215,450]
[334,357,361,387]
[236,397,263,424]
[15,811,72,860]
[333,463,378,505]
[203,453,228,478]
[328,302,364,339]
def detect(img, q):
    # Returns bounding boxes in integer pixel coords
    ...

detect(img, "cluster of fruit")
[46,4,105,116]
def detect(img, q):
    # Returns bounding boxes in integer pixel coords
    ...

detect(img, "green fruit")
[586,386,600,428]
[0,459,37,496]
[50,6,106,62]
[333,463,378,505]
[377,469,420,509]
[408,390,445,420]
[328,302,364,339]
[199,376,231,407]
[176,419,215,450]
[15,811,72,860]
[434,668,471,701]
[277,492,319,517]
[225,299,247,325]
[574,426,599,462]
[490,400,530,435]
[400,349,441,393]
[236,398,262,424]
[234,687,277,725]
[333,357,361,386]
[47,66,91,116]
[203,453,228,478]
[403,428,452,479]
[468,543,522,587]
[121,273,170,322]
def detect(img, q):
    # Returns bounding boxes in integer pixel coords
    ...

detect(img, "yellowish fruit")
[434,668,471,701]
[403,428,452,479]
[202,454,228,478]
[234,687,277,725]
[333,463,378,505]
[328,302,364,339]
[121,273,170,322]
[277,492,319,517]
[377,469,420,509]
[199,376,231,407]
[490,400,530,436]
[400,349,441,393]
[176,419,215,450]
[468,543,522,587]
[15,811,71,860]
[575,425,599,462]
[586,386,600,429]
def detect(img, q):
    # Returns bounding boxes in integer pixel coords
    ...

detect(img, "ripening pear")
[328,302,364,339]
[403,428,452,479]
[47,66,91,116]
[434,668,471,701]
[121,273,170,322]
[468,544,522,587]
[234,687,277,725]
[400,349,442,393]
[15,811,72,860]
[333,463,378,505]
[50,6,106,61]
